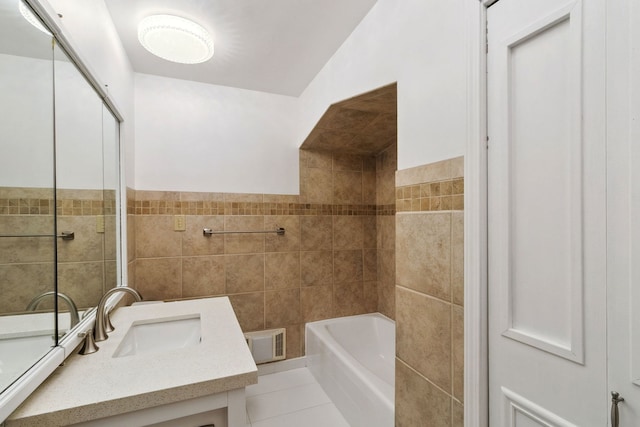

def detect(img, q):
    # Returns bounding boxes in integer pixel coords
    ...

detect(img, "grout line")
[397,357,454,401]
[249,401,340,424]
[396,284,454,306]
[247,375,321,398]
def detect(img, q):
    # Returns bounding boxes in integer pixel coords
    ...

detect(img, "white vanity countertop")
[6,297,258,426]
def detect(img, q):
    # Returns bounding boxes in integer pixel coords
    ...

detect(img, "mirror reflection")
[0,0,121,394]
[0,0,56,394]
[53,43,118,316]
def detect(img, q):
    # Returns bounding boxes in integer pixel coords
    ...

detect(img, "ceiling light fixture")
[18,0,51,36]
[138,14,214,64]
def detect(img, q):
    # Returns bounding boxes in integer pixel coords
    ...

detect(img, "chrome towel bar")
[203,227,285,236]
[0,231,74,240]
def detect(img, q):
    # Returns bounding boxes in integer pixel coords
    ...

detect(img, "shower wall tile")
[135,215,182,258]
[363,169,377,204]
[127,260,136,290]
[452,399,464,427]
[377,272,395,319]
[265,215,300,252]
[127,188,136,264]
[224,193,263,203]
[395,156,464,427]
[224,216,265,254]
[182,255,225,298]
[133,190,180,202]
[333,216,364,250]
[396,213,451,301]
[333,153,363,171]
[183,216,224,256]
[262,194,300,204]
[396,286,451,392]
[375,145,396,320]
[300,251,333,286]
[363,280,378,312]
[334,281,367,317]
[228,292,265,332]
[0,215,54,235]
[333,171,362,204]
[300,216,332,251]
[452,304,464,402]
[300,167,333,204]
[265,251,300,290]
[225,254,264,294]
[57,261,104,309]
[104,215,118,261]
[377,215,395,250]
[265,288,301,328]
[333,250,363,284]
[0,235,54,264]
[363,216,377,248]
[301,285,333,322]
[284,324,303,359]
[396,358,451,427]
[396,158,452,188]
[363,249,378,282]
[57,216,105,262]
[451,212,464,306]
[105,261,117,294]
[0,263,55,313]
[180,191,225,202]
[135,257,182,301]
[300,148,333,170]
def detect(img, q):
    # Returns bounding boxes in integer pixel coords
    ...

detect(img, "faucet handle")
[78,328,99,355]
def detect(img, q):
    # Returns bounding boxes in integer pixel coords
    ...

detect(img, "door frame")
[464,1,495,426]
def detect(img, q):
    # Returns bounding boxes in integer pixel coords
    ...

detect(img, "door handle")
[611,391,624,427]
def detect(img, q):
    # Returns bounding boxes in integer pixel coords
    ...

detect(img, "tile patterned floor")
[245,367,350,427]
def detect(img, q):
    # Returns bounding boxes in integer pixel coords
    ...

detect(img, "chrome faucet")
[94,286,142,342]
[26,291,80,330]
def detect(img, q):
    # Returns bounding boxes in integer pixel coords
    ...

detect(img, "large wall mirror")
[0,0,122,396]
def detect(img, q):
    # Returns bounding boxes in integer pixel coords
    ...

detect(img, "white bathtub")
[306,313,395,427]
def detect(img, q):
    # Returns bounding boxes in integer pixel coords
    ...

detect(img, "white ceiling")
[103,0,378,97]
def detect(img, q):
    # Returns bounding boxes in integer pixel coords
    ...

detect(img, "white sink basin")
[112,314,201,358]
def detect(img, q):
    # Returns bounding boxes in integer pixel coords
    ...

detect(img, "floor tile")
[246,382,331,422]
[250,403,351,427]
[246,367,316,397]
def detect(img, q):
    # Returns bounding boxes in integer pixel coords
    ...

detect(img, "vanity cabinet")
[5,298,257,427]
[71,389,247,427]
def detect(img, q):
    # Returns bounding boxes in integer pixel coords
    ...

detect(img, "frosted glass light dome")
[138,15,214,64]
[18,0,51,35]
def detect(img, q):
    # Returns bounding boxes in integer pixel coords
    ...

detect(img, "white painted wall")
[298,0,467,170]
[39,0,466,194]
[134,73,300,194]
[133,0,467,193]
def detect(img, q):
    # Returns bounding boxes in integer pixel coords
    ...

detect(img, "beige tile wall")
[376,143,397,319]
[395,156,464,427]
[129,147,397,359]
[0,187,117,315]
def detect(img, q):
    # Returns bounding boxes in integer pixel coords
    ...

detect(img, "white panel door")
[606,0,640,425]
[487,0,607,425]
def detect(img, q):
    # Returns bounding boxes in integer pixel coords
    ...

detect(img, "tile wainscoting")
[395,156,464,427]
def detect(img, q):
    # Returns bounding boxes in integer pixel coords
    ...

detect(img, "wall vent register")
[244,329,286,364]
